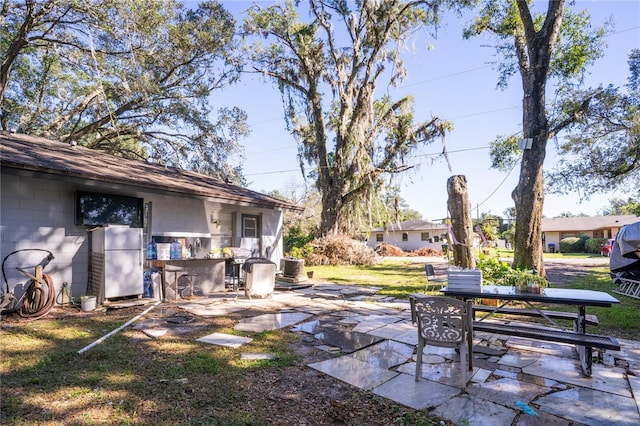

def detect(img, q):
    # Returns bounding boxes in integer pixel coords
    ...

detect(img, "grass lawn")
[307,259,640,340]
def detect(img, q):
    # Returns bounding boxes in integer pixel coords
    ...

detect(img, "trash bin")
[243,258,276,298]
[548,243,555,253]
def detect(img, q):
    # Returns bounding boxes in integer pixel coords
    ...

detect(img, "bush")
[559,235,589,253]
[284,227,316,258]
[585,238,607,254]
[305,235,380,266]
[476,254,548,287]
[476,255,512,284]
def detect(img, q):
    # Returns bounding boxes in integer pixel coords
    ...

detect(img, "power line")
[400,65,493,89]
[245,168,300,177]
[474,154,520,210]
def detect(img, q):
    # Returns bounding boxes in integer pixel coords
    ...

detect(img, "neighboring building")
[367,219,449,252]
[541,215,639,252]
[1,131,302,300]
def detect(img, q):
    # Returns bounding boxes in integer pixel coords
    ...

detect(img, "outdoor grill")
[226,247,252,290]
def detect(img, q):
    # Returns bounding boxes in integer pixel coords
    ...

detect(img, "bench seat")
[473,304,599,326]
[473,320,619,350]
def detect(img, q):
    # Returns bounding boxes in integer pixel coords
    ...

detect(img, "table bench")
[441,285,621,377]
[473,320,620,376]
[472,304,599,326]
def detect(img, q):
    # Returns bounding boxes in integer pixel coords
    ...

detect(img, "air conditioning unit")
[282,258,305,278]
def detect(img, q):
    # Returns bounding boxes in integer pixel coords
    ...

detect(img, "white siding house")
[367,219,449,252]
[1,132,301,300]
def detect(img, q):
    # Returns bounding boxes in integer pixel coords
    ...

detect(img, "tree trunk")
[511,95,547,276]
[447,175,475,268]
[510,0,565,277]
[320,185,342,236]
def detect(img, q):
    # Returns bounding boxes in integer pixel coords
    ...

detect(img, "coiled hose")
[2,249,55,320]
[20,273,55,320]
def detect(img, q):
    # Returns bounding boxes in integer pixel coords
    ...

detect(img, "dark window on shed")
[402,232,408,241]
[242,214,260,238]
[376,233,383,242]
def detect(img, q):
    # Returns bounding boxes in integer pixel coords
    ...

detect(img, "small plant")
[476,253,548,289]
[288,243,314,259]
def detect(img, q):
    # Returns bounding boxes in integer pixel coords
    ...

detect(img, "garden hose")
[20,273,55,320]
[1,249,55,320]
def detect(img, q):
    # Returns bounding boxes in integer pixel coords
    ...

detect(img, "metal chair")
[409,295,473,387]
[425,264,446,293]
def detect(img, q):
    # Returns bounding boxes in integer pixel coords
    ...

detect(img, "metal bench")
[473,320,620,376]
[473,304,599,326]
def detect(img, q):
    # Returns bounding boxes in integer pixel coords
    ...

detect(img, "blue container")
[143,270,154,298]
[146,239,157,260]
[170,239,182,260]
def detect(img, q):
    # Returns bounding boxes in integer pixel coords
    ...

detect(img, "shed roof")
[371,219,447,232]
[541,215,638,232]
[0,131,302,211]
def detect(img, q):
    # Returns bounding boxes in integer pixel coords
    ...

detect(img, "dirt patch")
[544,259,610,287]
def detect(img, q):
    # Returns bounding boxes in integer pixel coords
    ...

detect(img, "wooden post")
[447,175,475,268]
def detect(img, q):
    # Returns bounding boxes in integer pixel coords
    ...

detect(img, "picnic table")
[440,285,621,376]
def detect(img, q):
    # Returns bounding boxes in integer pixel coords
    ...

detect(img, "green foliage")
[585,238,608,254]
[559,235,590,253]
[546,50,640,195]
[244,0,461,235]
[489,134,520,172]
[370,186,423,229]
[475,254,512,283]
[599,194,640,216]
[1,0,246,182]
[476,254,548,287]
[284,226,315,258]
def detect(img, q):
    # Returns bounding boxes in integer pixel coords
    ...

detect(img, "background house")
[1,131,301,301]
[541,215,638,252]
[367,219,449,252]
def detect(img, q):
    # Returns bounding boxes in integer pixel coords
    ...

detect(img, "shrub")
[559,235,589,253]
[559,237,580,252]
[476,254,548,287]
[284,227,316,257]
[585,238,607,254]
[476,254,512,283]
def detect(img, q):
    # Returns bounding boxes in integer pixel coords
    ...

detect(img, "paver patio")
[130,282,640,426]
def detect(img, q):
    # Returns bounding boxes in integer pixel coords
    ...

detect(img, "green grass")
[0,314,301,425]
[307,259,639,339]
[307,259,427,296]
[537,266,640,340]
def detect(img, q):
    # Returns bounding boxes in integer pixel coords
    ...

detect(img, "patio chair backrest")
[409,294,473,387]
[410,295,469,348]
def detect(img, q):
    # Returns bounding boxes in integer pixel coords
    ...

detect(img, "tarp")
[615,221,640,257]
[610,221,640,273]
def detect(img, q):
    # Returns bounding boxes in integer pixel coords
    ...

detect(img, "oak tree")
[465,0,608,275]
[244,0,467,236]
[1,0,247,180]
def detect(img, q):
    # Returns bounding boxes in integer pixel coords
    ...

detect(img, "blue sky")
[215,0,640,221]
